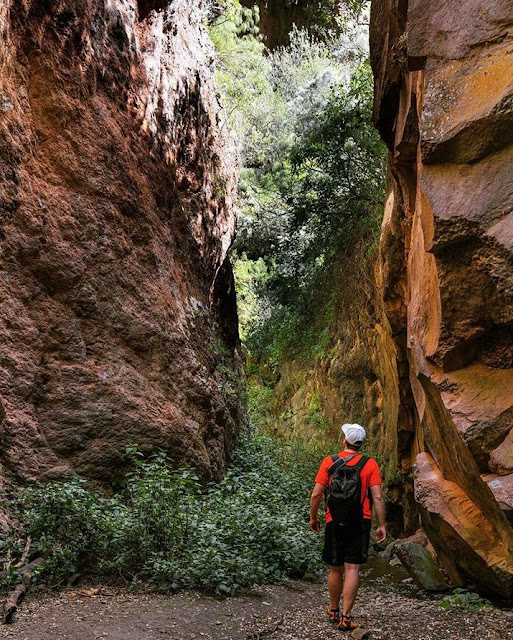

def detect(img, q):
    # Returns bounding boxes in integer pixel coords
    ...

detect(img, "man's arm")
[309,482,325,532]
[370,484,387,543]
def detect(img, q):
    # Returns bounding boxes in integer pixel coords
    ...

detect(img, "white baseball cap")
[341,423,366,445]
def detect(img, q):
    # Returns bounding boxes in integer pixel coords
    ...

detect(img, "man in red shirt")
[309,423,386,631]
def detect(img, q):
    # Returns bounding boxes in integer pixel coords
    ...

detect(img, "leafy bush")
[5,478,112,585]
[2,434,323,594]
[440,588,492,612]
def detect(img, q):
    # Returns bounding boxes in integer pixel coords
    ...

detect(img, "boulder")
[377,540,396,563]
[394,541,447,591]
[433,366,513,472]
[490,431,513,476]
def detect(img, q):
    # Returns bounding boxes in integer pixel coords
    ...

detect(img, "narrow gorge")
[0,0,512,610]
[251,0,513,598]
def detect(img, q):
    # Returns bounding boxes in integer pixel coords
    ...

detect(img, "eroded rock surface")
[370,0,513,596]
[0,0,243,487]
[414,453,513,595]
[484,472,513,525]
[393,537,447,591]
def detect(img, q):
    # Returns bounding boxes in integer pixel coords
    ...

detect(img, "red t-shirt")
[315,451,381,522]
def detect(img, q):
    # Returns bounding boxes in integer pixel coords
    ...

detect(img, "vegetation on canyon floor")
[439,588,492,612]
[0,384,403,599]
[0,432,493,612]
[1,432,324,595]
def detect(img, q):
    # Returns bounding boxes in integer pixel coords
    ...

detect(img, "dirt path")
[1,563,512,640]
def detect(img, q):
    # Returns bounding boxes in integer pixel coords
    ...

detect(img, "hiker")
[309,423,386,632]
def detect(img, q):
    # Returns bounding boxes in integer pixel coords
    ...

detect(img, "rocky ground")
[1,562,511,640]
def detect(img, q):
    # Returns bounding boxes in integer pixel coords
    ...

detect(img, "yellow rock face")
[421,43,513,163]
[370,0,513,596]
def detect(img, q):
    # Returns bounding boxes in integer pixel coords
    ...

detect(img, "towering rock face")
[0,0,243,487]
[370,0,513,596]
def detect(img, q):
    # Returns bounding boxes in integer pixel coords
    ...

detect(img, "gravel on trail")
[0,562,512,640]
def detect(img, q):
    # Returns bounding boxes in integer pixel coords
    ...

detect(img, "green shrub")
[440,588,492,612]
[1,433,323,594]
[232,61,386,366]
[246,378,274,429]
[4,477,112,586]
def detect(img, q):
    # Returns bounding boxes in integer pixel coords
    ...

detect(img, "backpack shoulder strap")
[353,455,369,472]
[354,455,371,505]
[327,453,339,477]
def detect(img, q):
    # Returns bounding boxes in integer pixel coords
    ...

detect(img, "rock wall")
[261,251,374,438]
[0,0,244,487]
[370,0,513,597]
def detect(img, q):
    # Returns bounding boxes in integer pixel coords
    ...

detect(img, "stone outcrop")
[393,537,447,591]
[0,0,243,487]
[370,0,513,596]
[414,453,513,595]
[485,472,513,526]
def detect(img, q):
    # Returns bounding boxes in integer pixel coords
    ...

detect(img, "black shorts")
[322,519,372,566]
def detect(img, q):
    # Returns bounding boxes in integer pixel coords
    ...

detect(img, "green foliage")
[306,408,331,434]
[233,255,269,343]
[239,60,385,306]
[210,3,385,367]
[242,294,337,368]
[305,393,331,434]
[4,478,112,586]
[2,434,323,594]
[209,1,277,167]
[207,337,231,358]
[246,377,274,429]
[440,588,492,612]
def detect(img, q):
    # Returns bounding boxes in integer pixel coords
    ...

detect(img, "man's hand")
[375,525,387,543]
[310,482,325,533]
[309,518,321,533]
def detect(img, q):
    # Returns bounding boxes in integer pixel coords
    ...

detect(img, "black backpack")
[326,453,369,526]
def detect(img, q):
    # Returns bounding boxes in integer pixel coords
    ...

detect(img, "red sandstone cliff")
[0,0,243,487]
[370,0,513,597]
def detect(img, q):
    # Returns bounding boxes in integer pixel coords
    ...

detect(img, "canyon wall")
[370,0,513,597]
[0,0,243,488]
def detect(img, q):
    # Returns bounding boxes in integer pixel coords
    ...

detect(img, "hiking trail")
[1,561,511,640]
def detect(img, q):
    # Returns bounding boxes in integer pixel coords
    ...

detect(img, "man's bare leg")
[342,563,360,615]
[328,566,344,609]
